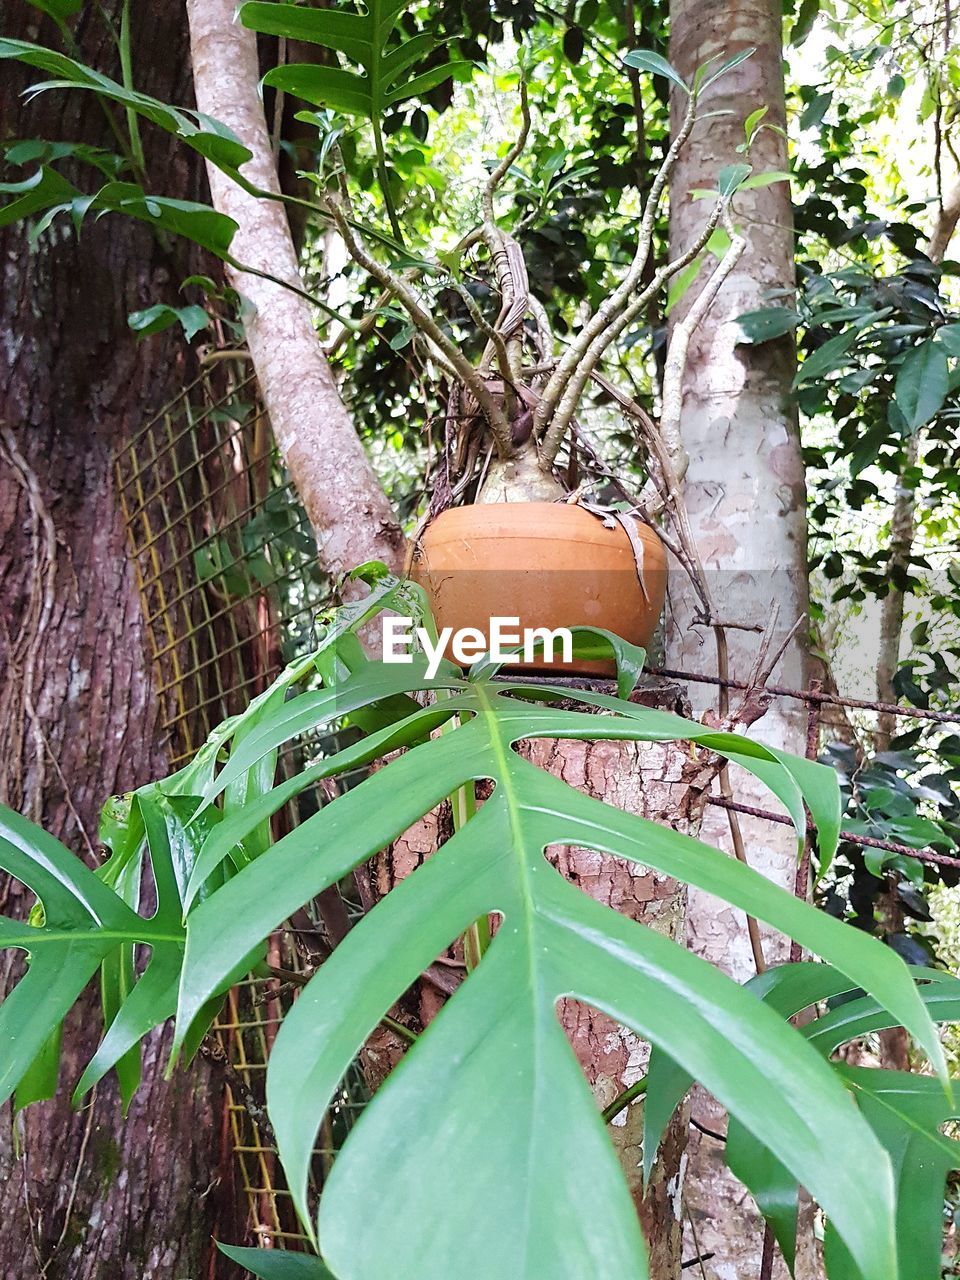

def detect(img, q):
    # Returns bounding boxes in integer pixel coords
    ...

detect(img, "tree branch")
[185,0,404,581]
[538,194,727,466]
[325,192,514,459]
[533,88,699,442]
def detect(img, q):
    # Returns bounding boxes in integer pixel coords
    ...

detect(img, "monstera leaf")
[0,803,184,1107]
[824,1066,960,1280]
[165,606,945,1280]
[0,38,252,175]
[216,1242,336,1278]
[241,0,470,121]
[689,963,960,1279]
[0,647,314,1108]
[0,580,950,1279]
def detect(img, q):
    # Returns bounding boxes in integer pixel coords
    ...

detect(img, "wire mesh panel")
[116,354,356,1251]
[115,356,328,767]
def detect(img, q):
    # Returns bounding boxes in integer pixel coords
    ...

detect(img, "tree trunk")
[0,5,238,1276]
[185,0,406,582]
[667,4,813,1276]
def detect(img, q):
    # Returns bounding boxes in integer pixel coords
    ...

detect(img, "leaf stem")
[423,605,489,971]
[602,1073,648,1124]
[372,115,404,245]
[118,0,147,182]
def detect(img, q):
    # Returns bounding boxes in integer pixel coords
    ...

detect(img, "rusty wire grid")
[115,356,329,766]
[116,353,364,1252]
[116,352,960,1255]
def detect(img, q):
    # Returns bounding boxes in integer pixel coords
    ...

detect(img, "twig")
[480,82,533,398]
[540,195,728,464]
[534,86,699,445]
[324,192,513,457]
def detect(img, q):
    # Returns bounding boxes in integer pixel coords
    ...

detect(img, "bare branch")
[538,195,726,466]
[449,279,514,388]
[527,294,555,365]
[534,88,699,441]
[479,84,533,395]
[482,80,532,224]
[325,193,514,458]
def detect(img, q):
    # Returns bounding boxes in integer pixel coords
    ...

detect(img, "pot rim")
[424,502,666,548]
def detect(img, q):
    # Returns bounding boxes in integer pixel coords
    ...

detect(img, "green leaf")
[216,1243,336,1279]
[793,329,860,388]
[0,165,78,228]
[26,0,83,16]
[623,49,688,94]
[726,1117,800,1270]
[792,0,820,45]
[0,805,172,1106]
[716,966,960,1275]
[743,105,768,139]
[894,340,949,430]
[696,48,756,92]
[934,322,960,355]
[243,1,471,122]
[825,1067,960,1280]
[14,1023,63,1111]
[737,307,802,344]
[172,650,936,1276]
[717,163,753,201]
[92,183,238,258]
[0,39,252,176]
[184,698,461,910]
[128,303,210,343]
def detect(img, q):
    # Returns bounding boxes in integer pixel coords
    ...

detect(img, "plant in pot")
[239,16,755,667]
[8,18,941,1280]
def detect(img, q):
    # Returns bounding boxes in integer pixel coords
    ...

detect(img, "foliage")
[0,568,954,1278]
[645,960,960,1278]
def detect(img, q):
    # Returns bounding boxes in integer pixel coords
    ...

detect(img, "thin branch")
[539,196,727,465]
[449,280,514,388]
[534,87,699,441]
[325,193,513,457]
[482,80,532,223]
[480,82,533,396]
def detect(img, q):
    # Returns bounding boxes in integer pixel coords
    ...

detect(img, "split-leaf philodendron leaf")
[0,577,949,1280]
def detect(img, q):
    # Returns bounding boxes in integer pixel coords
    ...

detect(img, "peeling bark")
[667,3,812,1275]
[185,0,405,580]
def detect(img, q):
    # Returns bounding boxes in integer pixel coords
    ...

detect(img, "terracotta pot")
[414,501,666,675]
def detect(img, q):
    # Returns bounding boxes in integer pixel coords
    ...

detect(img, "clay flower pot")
[414,501,666,675]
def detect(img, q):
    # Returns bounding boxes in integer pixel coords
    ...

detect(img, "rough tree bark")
[185,0,405,580]
[667,4,813,1277]
[0,4,239,1278]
